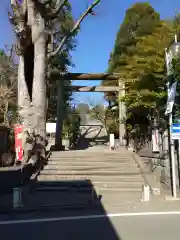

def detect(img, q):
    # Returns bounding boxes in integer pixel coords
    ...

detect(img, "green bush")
[63,113,81,148]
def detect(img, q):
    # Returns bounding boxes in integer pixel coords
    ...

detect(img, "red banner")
[14,124,23,161]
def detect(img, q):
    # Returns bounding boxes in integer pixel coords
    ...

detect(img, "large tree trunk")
[18,56,31,152]
[3,102,9,126]
[18,1,47,163]
[32,33,46,158]
[11,0,100,161]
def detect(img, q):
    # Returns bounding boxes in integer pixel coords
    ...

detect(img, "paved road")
[1,212,180,240]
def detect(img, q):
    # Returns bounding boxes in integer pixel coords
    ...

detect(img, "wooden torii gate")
[53,72,126,150]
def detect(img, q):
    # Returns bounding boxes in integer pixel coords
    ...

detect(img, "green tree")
[10,0,100,162]
[76,103,90,114]
[103,2,163,106]
[105,2,174,138]
[0,48,17,125]
[108,2,161,77]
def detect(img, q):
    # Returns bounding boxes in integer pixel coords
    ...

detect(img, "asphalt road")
[1,212,180,240]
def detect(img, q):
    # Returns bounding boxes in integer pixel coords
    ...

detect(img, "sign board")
[172,123,180,140]
[46,123,56,133]
[14,124,23,161]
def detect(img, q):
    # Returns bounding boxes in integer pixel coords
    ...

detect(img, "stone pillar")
[118,81,126,146]
[54,79,65,150]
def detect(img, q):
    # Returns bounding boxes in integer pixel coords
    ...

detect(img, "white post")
[141,184,150,202]
[118,80,122,145]
[13,187,23,208]
[165,46,177,198]
[175,34,177,43]
[109,133,115,150]
[118,80,126,146]
[169,112,177,198]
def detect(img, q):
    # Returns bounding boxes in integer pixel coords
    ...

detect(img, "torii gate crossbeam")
[54,72,126,150]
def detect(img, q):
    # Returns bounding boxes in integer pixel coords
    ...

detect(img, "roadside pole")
[169,111,177,198]
[165,36,180,198]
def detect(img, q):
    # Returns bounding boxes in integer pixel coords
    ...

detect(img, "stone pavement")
[0,145,165,212]
[35,146,146,209]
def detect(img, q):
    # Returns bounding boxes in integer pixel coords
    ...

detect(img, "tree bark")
[18,1,47,162]
[18,56,31,151]
[32,33,46,157]
[3,101,9,126]
[11,0,100,160]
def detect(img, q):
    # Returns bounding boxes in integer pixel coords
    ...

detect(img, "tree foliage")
[105,2,177,137]
[0,48,17,125]
[76,103,90,114]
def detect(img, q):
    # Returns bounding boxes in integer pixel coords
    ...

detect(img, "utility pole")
[165,35,180,198]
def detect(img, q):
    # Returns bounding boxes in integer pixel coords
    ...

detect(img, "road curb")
[131,152,160,196]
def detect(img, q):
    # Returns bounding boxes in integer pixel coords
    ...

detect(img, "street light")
[169,36,180,56]
[165,35,180,198]
[166,36,180,75]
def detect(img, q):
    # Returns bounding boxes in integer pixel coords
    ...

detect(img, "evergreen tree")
[105,2,174,136]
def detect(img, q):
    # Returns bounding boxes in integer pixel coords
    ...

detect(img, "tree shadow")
[74,125,108,150]
[0,177,121,240]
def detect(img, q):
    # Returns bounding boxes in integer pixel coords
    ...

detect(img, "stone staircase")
[35,147,146,208]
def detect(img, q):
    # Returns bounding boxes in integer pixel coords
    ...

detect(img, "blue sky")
[0,0,180,105]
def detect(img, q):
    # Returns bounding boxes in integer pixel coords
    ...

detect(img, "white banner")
[165,81,177,115]
[152,129,160,152]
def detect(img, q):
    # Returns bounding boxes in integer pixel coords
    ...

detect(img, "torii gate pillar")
[118,80,126,146]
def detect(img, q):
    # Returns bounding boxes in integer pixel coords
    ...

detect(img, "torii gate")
[53,72,126,150]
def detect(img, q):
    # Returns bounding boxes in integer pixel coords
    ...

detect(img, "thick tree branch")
[31,0,48,19]
[48,0,100,58]
[47,0,68,19]
[11,0,27,18]
[8,13,26,36]
[32,0,68,20]
[42,0,52,4]
[45,29,60,35]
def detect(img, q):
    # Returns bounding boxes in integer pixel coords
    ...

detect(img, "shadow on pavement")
[75,125,108,150]
[0,179,121,240]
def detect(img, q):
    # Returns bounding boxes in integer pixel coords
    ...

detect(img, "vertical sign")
[152,129,160,152]
[14,124,23,161]
[165,81,177,115]
[172,123,180,140]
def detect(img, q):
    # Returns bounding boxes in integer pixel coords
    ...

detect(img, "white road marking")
[1,211,180,225]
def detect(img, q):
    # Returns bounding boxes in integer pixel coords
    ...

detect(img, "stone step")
[41,169,141,175]
[38,174,143,182]
[50,155,133,159]
[36,180,143,190]
[86,180,143,188]
[35,186,142,192]
[49,159,136,164]
[50,152,131,158]
[95,187,142,192]
[98,191,142,207]
[46,161,137,167]
[36,178,143,186]
[23,190,97,208]
[50,152,132,156]
[43,164,138,171]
